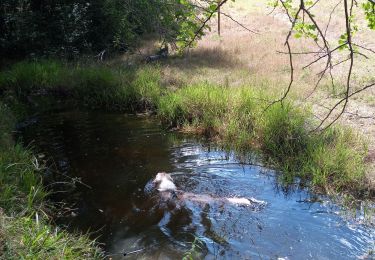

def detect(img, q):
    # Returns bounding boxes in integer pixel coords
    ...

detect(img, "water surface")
[19,110,374,259]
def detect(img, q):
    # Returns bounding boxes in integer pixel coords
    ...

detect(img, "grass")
[0,102,103,259]
[0,59,371,257]
[0,60,165,112]
[158,84,368,195]
[0,60,369,195]
[1,214,102,259]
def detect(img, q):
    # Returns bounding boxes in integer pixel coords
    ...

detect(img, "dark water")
[19,110,374,259]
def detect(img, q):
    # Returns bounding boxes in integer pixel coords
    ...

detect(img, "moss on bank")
[0,59,371,256]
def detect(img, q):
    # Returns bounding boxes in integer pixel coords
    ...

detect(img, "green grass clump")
[158,84,367,195]
[131,66,164,109]
[259,102,309,184]
[0,61,166,112]
[71,66,125,109]
[0,60,65,96]
[223,88,259,150]
[0,143,46,213]
[158,83,229,132]
[0,60,369,198]
[0,102,103,259]
[0,103,46,214]
[0,214,102,259]
[305,128,366,192]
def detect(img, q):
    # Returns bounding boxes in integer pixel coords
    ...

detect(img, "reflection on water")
[19,110,374,259]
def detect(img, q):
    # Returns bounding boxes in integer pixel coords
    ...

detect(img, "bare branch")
[220,11,259,34]
[307,0,322,10]
[185,0,229,48]
[269,0,375,131]
[302,43,346,69]
[324,1,342,38]
[353,43,375,54]
[313,0,355,131]
[265,37,295,110]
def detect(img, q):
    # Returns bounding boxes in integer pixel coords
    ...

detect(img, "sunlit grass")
[0,60,370,257]
[0,61,369,195]
[1,214,102,259]
[157,83,367,195]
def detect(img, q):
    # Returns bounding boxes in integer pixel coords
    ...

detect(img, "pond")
[19,109,374,259]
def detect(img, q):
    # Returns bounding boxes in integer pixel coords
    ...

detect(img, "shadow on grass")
[164,46,244,70]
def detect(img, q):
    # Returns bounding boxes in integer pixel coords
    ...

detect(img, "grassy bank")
[0,60,163,111]
[0,60,370,197]
[0,102,103,258]
[0,60,371,256]
[158,84,368,195]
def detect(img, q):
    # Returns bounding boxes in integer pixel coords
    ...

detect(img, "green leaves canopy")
[0,0,214,58]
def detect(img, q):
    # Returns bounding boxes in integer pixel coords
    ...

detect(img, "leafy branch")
[271,0,375,131]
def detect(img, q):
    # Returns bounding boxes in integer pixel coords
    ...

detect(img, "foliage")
[0,0,221,59]
[363,1,375,29]
[1,1,92,58]
[273,0,375,42]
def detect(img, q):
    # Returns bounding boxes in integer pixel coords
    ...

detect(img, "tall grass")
[0,60,370,257]
[158,84,229,132]
[157,84,368,195]
[0,61,369,195]
[1,214,102,259]
[0,61,164,111]
[0,102,103,258]
[0,60,65,96]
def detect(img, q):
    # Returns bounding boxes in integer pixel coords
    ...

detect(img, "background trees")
[0,0,209,59]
